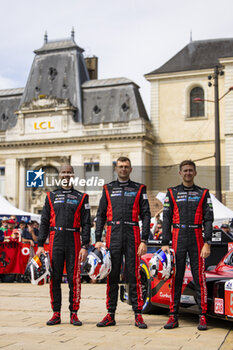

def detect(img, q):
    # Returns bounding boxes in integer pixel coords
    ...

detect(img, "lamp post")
[194,79,233,202]
[214,66,222,202]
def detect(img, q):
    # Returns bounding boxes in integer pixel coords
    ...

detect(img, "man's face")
[7,223,15,230]
[2,220,8,228]
[59,165,74,188]
[19,223,26,230]
[115,161,132,181]
[179,164,196,184]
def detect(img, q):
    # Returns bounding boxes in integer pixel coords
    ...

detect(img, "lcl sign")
[34,121,54,130]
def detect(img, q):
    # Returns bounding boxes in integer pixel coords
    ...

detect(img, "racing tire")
[140,262,160,314]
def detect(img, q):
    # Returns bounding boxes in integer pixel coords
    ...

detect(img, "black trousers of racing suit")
[38,187,91,312]
[162,184,213,315]
[95,180,151,314]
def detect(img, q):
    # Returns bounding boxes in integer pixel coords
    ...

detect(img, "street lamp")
[194,79,233,202]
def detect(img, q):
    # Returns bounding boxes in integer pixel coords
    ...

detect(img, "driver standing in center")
[95,156,151,329]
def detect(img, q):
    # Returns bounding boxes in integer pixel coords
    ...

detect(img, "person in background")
[90,218,96,245]
[3,219,20,242]
[0,217,9,233]
[33,221,40,236]
[221,222,230,234]
[21,221,35,247]
[19,221,26,232]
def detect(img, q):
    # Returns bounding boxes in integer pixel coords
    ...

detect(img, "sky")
[0,0,233,115]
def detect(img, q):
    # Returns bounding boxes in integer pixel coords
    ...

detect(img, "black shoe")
[46,312,61,326]
[197,315,207,331]
[135,314,147,329]
[164,315,179,329]
[96,313,116,327]
[70,312,82,326]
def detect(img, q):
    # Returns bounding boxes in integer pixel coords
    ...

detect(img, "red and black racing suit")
[95,179,151,314]
[162,184,213,315]
[38,187,91,312]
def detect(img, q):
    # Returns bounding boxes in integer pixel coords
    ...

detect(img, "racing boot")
[164,315,179,329]
[70,312,82,326]
[46,312,61,326]
[96,313,116,327]
[135,314,147,329]
[197,314,207,331]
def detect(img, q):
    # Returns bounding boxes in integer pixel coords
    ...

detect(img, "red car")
[121,229,233,321]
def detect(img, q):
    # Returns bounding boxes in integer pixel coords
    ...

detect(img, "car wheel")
[141,262,159,314]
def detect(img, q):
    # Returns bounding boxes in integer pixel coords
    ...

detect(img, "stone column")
[5,158,18,206]
[18,159,26,210]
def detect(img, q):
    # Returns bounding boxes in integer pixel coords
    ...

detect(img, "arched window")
[190,87,204,117]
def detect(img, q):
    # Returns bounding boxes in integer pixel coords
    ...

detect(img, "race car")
[120,228,233,321]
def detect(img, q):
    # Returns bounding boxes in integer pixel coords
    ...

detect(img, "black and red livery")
[95,179,151,314]
[38,187,91,312]
[121,230,233,322]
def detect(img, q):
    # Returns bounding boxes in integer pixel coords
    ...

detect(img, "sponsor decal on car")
[159,292,170,299]
[228,242,233,251]
[225,280,233,317]
[214,298,224,314]
[225,280,233,291]
[180,295,195,304]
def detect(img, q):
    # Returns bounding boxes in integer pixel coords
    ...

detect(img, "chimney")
[84,56,98,80]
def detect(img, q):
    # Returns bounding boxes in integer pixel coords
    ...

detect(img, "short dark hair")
[19,221,26,225]
[179,160,196,171]
[116,156,131,167]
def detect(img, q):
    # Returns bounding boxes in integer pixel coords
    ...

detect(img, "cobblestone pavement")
[0,283,232,350]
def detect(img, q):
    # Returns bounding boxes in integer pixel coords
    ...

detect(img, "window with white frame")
[190,87,205,117]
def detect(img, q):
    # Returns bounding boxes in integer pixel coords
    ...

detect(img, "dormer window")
[93,105,101,114]
[48,67,57,81]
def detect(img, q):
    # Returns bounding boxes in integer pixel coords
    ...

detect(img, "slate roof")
[82,78,148,124]
[147,38,233,76]
[34,38,84,54]
[0,36,149,130]
[0,89,24,131]
[20,37,89,122]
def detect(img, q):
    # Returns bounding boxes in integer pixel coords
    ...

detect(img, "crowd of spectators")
[0,216,40,245]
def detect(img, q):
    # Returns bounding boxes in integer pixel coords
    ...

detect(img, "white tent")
[0,194,40,222]
[156,192,233,226]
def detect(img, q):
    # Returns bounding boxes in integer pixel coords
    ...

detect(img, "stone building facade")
[146,38,233,207]
[0,32,154,215]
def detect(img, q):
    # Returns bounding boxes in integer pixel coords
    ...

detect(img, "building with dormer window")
[0,31,154,214]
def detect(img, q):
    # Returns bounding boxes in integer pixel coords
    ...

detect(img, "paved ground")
[0,283,233,350]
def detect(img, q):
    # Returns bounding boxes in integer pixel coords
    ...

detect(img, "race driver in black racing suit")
[161,160,213,331]
[37,164,91,326]
[95,157,151,329]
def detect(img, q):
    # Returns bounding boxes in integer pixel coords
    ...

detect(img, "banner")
[0,242,49,274]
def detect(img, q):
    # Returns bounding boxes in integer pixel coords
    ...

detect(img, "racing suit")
[38,187,91,312]
[162,184,213,315]
[95,179,151,314]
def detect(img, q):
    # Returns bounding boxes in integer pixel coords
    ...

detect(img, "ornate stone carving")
[21,96,74,111]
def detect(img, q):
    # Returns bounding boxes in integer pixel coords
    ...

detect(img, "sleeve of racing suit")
[37,195,51,247]
[139,185,151,242]
[80,194,91,247]
[95,187,107,242]
[161,190,174,245]
[202,190,214,242]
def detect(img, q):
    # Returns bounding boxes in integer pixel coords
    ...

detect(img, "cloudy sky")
[0,0,233,114]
